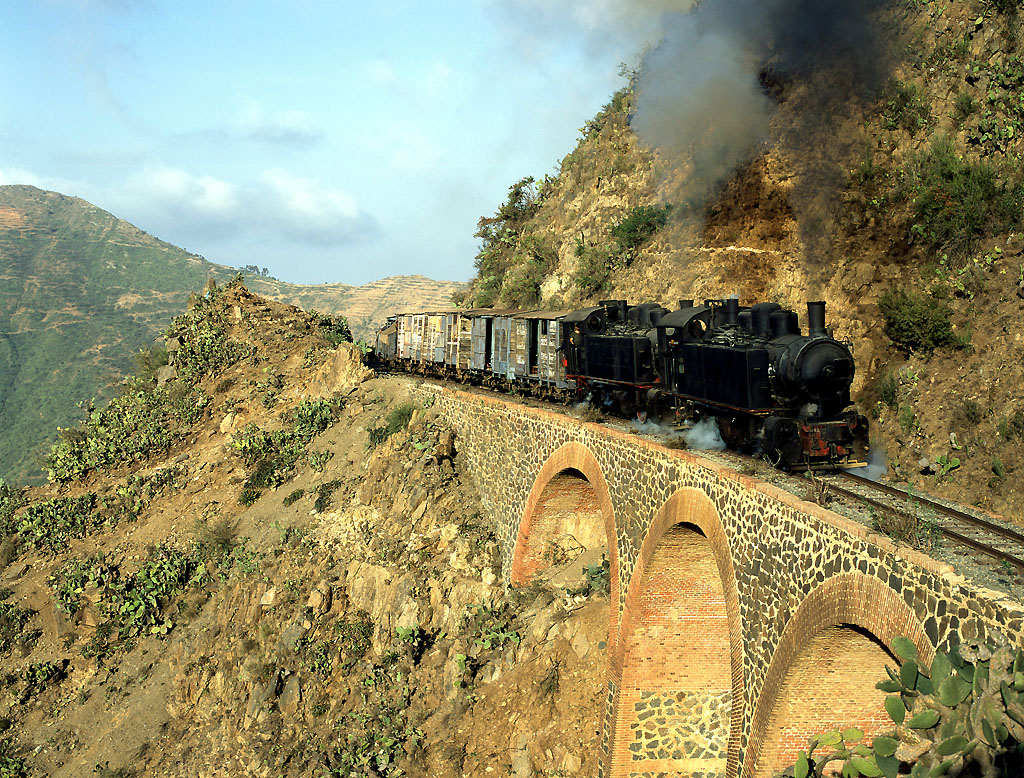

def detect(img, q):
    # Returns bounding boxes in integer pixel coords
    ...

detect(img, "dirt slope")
[0,283,606,777]
[459,1,1024,522]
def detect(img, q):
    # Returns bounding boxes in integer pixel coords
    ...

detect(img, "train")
[372,297,869,470]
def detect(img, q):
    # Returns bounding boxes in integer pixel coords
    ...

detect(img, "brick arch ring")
[510,441,620,646]
[608,486,746,778]
[741,572,935,778]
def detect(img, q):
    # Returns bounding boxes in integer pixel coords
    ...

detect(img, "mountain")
[0,185,463,486]
[457,1,1024,520]
[0,284,608,777]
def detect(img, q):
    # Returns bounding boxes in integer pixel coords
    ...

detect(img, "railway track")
[816,471,1024,572]
[408,372,1024,573]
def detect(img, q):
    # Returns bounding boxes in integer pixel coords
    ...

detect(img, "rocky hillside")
[0,185,463,486]
[0,281,607,777]
[458,1,1024,522]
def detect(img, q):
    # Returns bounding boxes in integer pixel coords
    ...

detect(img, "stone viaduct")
[421,384,1024,778]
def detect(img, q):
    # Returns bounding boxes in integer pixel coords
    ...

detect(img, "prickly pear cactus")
[774,637,1024,778]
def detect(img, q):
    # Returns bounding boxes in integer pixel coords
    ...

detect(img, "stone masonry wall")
[418,385,1024,778]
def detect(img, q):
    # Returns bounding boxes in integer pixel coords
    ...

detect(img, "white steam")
[683,417,727,451]
[860,444,888,482]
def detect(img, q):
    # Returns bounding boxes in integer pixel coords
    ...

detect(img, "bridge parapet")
[420,384,1024,778]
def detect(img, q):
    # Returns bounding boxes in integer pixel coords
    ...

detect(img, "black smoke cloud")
[633,0,891,207]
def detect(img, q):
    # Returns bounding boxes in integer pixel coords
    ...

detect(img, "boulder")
[156,365,177,387]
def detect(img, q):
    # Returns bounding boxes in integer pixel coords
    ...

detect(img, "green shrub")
[960,398,984,425]
[313,480,344,513]
[884,80,931,133]
[987,0,1021,15]
[609,204,671,263]
[16,660,66,702]
[0,602,35,655]
[283,489,304,507]
[367,403,415,448]
[907,135,1024,258]
[0,739,28,778]
[134,345,169,383]
[583,558,611,594]
[310,311,353,345]
[780,638,1024,778]
[17,494,98,552]
[47,382,209,483]
[386,403,414,433]
[575,243,613,298]
[292,397,345,440]
[51,545,205,642]
[501,259,546,308]
[878,288,961,355]
[469,177,544,306]
[954,90,978,122]
[998,407,1024,439]
[466,603,520,651]
[898,403,919,434]
[580,83,634,139]
[877,372,899,407]
[333,610,373,669]
[993,456,1007,479]
[174,323,247,383]
[232,398,343,504]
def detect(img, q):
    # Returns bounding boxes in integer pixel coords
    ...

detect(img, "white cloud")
[364,58,398,86]
[0,167,80,194]
[116,165,375,246]
[257,169,371,244]
[377,124,443,173]
[240,105,323,147]
[125,166,239,227]
[480,0,695,59]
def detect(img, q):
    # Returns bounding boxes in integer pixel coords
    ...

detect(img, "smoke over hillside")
[633,0,891,209]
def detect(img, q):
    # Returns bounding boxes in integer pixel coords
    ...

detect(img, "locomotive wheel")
[717,416,752,452]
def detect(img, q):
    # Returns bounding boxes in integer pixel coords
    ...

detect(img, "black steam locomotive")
[373,297,868,470]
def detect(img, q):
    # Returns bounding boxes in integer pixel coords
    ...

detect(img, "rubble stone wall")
[420,385,1024,778]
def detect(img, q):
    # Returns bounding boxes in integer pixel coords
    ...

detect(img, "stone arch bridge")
[421,385,1024,778]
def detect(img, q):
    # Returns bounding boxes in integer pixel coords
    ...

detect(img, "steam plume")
[633,0,890,210]
[860,444,888,482]
[683,417,727,451]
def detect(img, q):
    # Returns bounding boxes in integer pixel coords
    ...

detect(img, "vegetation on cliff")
[0,285,610,777]
[458,0,1024,520]
[0,186,460,487]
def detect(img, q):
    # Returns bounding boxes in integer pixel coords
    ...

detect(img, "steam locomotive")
[373,297,868,470]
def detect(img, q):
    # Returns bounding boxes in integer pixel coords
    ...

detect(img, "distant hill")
[0,184,463,485]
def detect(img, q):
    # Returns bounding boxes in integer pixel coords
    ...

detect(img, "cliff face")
[459,2,1024,520]
[0,283,607,777]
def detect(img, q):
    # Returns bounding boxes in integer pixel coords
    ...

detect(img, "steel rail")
[812,476,1024,572]
[837,471,1024,547]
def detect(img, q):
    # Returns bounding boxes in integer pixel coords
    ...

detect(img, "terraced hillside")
[0,185,463,485]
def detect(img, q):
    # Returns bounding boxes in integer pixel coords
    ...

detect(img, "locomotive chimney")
[751,302,780,338]
[807,301,827,337]
[725,297,739,327]
[679,299,694,309]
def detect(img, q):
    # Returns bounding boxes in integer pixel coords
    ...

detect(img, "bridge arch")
[510,441,619,634]
[743,573,934,778]
[607,487,744,778]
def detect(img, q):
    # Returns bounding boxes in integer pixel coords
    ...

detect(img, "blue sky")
[1,1,670,285]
